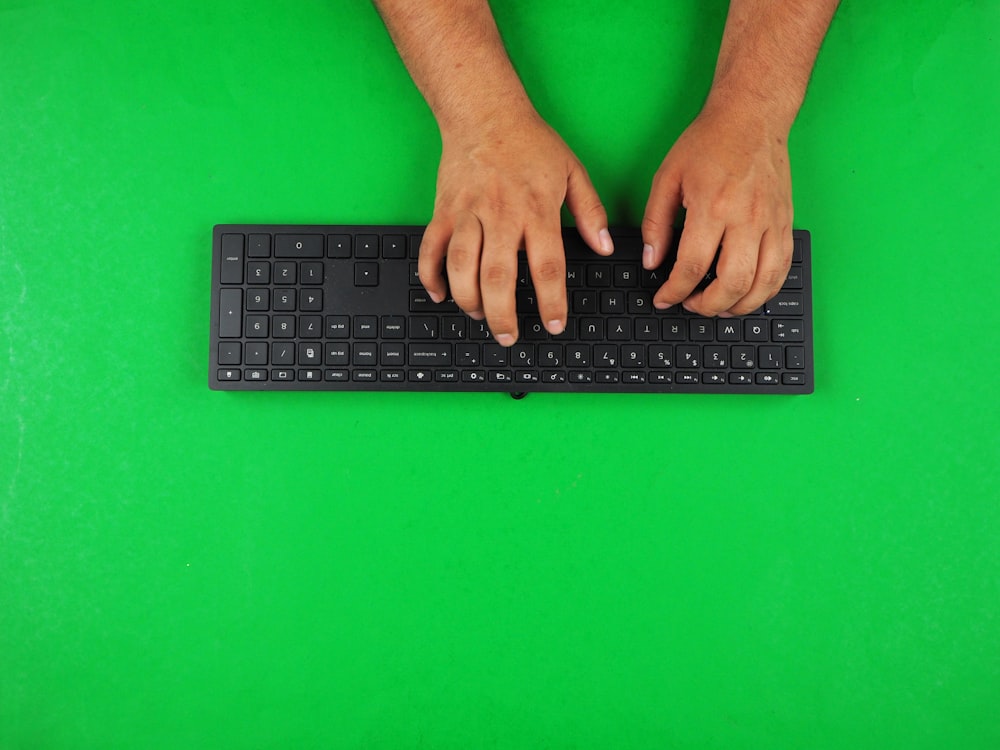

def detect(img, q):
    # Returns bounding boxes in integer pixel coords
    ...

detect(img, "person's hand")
[418,111,614,346]
[641,105,794,317]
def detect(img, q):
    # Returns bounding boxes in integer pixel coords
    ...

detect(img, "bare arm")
[373,0,613,345]
[643,0,840,317]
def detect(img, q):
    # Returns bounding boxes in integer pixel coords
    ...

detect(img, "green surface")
[2,1,998,748]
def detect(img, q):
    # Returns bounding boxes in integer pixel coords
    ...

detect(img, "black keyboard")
[210,225,813,394]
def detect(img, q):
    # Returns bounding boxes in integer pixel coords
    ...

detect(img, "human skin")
[373,0,839,344]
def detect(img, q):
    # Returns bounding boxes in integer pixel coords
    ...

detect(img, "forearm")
[372,0,537,142]
[703,0,840,134]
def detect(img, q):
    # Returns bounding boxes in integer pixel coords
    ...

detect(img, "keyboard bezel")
[210,224,814,394]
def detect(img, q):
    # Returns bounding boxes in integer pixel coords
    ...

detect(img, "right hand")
[418,111,614,346]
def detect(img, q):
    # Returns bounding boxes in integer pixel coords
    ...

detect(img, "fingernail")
[468,310,485,320]
[599,228,614,255]
[496,333,516,347]
[547,319,565,335]
[642,243,654,268]
[654,300,671,310]
[428,290,444,303]
[718,311,734,319]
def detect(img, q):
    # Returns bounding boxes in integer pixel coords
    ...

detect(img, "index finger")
[653,212,724,310]
[418,218,451,303]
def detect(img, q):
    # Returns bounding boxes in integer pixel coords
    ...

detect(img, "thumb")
[565,161,614,256]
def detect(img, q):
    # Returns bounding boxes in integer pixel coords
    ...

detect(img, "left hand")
[641,105,795,317]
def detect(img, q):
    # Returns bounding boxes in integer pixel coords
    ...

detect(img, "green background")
[2,1,998,748]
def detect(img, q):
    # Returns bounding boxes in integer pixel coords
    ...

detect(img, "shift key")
[219,289,242,338]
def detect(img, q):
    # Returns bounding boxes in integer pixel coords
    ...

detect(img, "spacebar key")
[219,289,242,338]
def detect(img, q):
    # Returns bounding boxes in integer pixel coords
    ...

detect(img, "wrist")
[437,96,543,150]
[700,82,797,141]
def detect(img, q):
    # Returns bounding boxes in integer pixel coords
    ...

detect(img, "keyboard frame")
[210,224,814,395]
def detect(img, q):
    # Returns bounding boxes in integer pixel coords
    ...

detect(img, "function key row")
[223,232,421,263]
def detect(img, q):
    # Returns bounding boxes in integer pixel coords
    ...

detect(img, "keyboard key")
[383,235,406,259]
[274,262,296,284]
[704,346,728,369]
[382,316,406,338]
[271,342,294,366]
[744,319,768,342]
[380,343,405,367]
[408,344,452,367]
[772,320,804,342]
[353,344,378,366]
[410,317,438,339]
[355,235,379,258]
[786,346,806,370]
[218,342,241,365]
[275,234,323,258]
[677,346,701,369]
[247,261,270,284]
[690,320,713,341]
[300,290,323,312]
[326,316,349,338]
[355,262,378,286]
[759,346,783,369]
[272,316,295,338]
[246,289,269,311]
[298,343,321,366]
[649,345,673,368]
[607,318,631,340]
[621,345,645,368]
[246,342,268,365]
[247,234,271,258]
[273,289,295,311]
[219,289,242,337]
[300,262,324,284]
[765,292,803,315]
[220,234,244,284]
[717,320,741,341]
[354,316,378,338]
[245,314,268,338]
[325,343,349,366]
[328,234,351,258]
[457,344,482,367]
